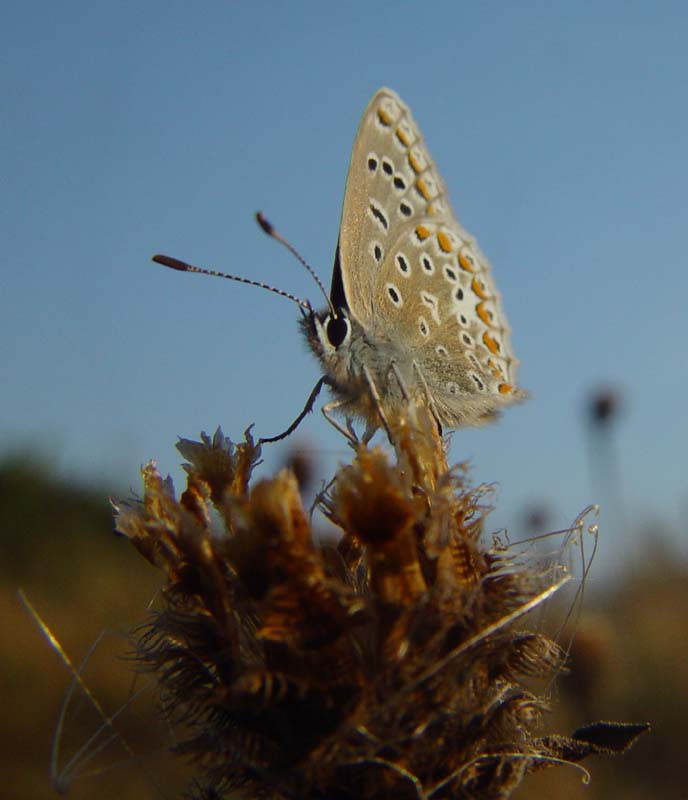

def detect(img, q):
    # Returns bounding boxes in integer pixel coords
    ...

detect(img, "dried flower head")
[113,411,647,799]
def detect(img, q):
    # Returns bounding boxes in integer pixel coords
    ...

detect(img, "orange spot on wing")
[471,277,489,300]
[458,251,476,272]
[416,178,432,200]
[378,107,393,126]
[476,301,494,326]
[408,152,423,173]
[437,231,453,252]
[498,383,513,395]
[487,358,504,378]
[483,332,501,354]
[415,225,431,241]
[396,126,411,146]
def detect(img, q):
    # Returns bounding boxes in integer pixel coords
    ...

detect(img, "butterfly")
[155,88,524,442]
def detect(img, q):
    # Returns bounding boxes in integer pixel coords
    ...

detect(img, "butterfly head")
[301,304,357,383]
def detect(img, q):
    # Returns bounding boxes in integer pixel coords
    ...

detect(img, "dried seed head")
[114,418,648,799]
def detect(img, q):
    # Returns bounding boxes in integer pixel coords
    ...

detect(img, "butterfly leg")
[322,400,362,444]
[412,360,443,436]
[389,361,410,402]
[362,364,392,444]
[346,417,362,442]
[259,376,330,444]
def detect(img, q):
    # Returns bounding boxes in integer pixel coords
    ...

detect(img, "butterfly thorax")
[301,308,410,415]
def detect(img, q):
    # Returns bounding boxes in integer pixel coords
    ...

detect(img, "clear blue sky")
[3,2,687,575]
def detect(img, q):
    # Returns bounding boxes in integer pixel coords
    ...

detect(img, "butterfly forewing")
[336,88,521,425]
[339,90,447,320]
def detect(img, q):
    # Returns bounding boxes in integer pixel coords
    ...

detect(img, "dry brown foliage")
[113,408,647,799]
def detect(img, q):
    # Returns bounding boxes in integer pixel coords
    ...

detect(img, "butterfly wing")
[337,88,522,426]
[335,89,440,321]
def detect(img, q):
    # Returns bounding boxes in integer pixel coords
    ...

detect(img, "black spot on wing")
[369,203,389,230]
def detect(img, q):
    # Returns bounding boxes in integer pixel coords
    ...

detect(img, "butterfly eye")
[326,315,349,348]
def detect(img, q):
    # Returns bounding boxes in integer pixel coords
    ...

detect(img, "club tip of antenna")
[255,211,274,236]
[152,254,189,271]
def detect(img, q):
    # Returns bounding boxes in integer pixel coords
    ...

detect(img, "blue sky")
[3,2,687,575]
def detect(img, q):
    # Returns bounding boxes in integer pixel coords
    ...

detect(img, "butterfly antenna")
[152,254,311,311]
[256,212,334,315]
